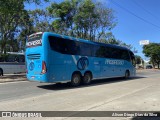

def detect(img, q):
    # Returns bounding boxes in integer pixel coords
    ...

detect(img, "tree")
[0,0,28,53]
[28,9,53,32]
[0,0,49,53]
[47,0,116,41]
[47,0,131,48]
[102,32,132,49]
[95,2,116,42]
[47,0,78,35]
[73,0,98,40]
[143,43,160,68]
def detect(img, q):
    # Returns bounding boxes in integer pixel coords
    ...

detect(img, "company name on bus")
[26,39,42,47]
[105,60,124,65]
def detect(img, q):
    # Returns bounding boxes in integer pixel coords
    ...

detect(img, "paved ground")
[0,73,26,83]
[0,69,158,83]
[0,69,160,120]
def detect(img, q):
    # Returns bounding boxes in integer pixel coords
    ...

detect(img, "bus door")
[112,63,123,77]
[102,59,114,78]
[103,59,124,77]
[102,59,116,77]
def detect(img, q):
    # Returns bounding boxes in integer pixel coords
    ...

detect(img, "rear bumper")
[26,74,48,82]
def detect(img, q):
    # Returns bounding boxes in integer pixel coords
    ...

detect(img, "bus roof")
[29,32,43,38]
[42,32,131,52]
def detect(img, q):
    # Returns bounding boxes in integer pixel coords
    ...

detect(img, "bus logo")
[29,62,35,71]
[77,57,89,70]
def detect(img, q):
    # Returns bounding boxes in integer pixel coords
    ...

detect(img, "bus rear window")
[26,33,43,48]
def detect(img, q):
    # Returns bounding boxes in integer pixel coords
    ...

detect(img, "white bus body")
[0,52,25,75]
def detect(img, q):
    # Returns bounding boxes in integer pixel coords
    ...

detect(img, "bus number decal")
[105,60,124,65]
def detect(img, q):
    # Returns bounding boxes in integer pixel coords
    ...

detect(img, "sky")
[107,0,160,60]
[25,0,160,59]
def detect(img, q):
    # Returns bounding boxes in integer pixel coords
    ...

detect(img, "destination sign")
[26,39,42,48]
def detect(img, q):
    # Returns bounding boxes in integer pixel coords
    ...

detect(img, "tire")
[0,68,3,76]
[71,73,81,87]
[83,73,92,85]
[124,70,130,79]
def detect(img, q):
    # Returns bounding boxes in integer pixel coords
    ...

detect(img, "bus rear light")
[41,61,47,74]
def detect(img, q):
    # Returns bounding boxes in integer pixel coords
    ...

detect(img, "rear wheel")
[83,73,92,85]
[124,70,130,79]
[0,68,3,76]
[71,73,81,87]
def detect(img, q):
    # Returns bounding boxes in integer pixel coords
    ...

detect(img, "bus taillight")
[41,61,47,74]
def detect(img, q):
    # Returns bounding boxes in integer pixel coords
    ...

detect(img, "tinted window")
[18,55,25,62]
[79,42,92,56]
[48,35,131,60]
[95,46,106,57]
[69,40,81,55]
[0,54,25,62]
[94,46,122,59]
[105,47,112,58]
[121,50,130,61]
[129,51,136,66]
[110,48,119,59]
[0,56,5,62]
[6,55,15,62]
[92,45,100,57]
[49,36,83,55]
[49,36,69,54]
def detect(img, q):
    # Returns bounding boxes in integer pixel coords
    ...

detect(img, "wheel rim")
[0,70,2,76]
[84,75,90,83]
[73,75,80,84]
[125,71,129,78]
[83,73,92,84]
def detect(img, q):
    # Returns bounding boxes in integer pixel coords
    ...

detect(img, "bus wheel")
[0,68,3,76]
[83,73,92,85]
[124,70,130,79]
[71,73,81,87]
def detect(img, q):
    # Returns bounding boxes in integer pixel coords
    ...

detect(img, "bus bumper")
[26,74,48,82]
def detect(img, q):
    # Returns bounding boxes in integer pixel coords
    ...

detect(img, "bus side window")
[129,51,136,66]
[0,56,4,62]
[14,56,19,62]
[121,50,130,61]
[19,55,25,62]
[67,40,80,55]
[6,55,14,62]
[94,45,101,57]
[79,42,92,56]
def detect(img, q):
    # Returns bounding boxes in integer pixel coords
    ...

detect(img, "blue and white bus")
[26,32,136,86]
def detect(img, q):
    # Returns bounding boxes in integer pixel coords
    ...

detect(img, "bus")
[0,52,25,76]
[26,32,136,86]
